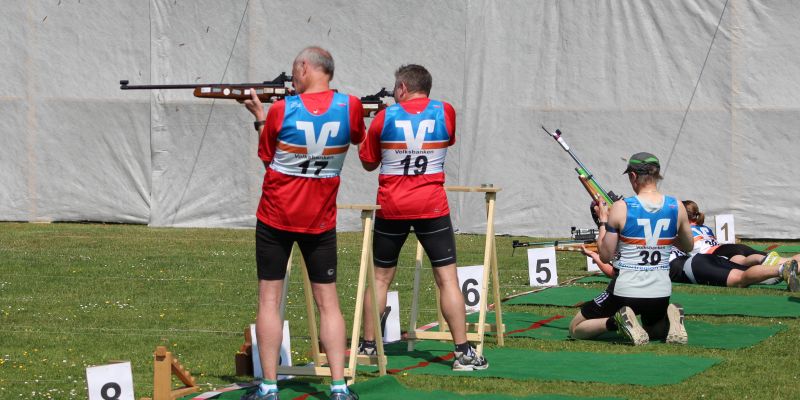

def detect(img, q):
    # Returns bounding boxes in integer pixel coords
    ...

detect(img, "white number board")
[715,214,736,244]
[528,247,558,287]
[251,321,292,379]
[457,265,484,314]
[587,256,601,273]
[383,291,401,343]
[86,361,135,400]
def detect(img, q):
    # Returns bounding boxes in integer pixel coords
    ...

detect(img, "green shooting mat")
[575,275,788,290]
[749,244,800,253]
[358,341,720,386]
[183,375,624,399]
[505,286,800,317]
[465,312,784,349]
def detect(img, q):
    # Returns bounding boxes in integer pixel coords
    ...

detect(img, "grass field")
[1,222,798,399]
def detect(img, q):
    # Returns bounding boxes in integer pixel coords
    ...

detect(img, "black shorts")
[580,280,670,326]
[255,220,337,283]
[373,215,456,268]
[671,254,738,287]
[712,243,766,260]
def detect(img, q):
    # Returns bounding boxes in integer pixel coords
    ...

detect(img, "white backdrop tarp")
[2,0,799,238]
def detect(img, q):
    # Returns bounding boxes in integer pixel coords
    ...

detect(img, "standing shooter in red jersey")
[357,64,488,371]
[240,46,365,400]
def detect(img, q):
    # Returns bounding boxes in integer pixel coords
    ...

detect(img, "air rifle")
[360,87,393,118]
[121,74,393,118]
[541,126,623,224]
[511,240,598,256]
[120,72,294,102]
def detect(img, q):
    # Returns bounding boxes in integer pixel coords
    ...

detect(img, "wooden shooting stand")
[274,204,386,384]
[406,185,505,357]
[141,346,199,400]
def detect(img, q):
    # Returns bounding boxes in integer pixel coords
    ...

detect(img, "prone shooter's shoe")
[614,306,649,346]
[784,259,800,292]
[763,251,781,266]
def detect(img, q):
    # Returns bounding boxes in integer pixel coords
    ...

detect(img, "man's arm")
[581,245,616,278]
[674,200,694,253]
[597,199,625,263]
[359,110,384,171]
[348,95,366,145]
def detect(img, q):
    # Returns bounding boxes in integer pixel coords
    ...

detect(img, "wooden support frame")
[141,346,199,400]
[407,185,504,357]
[274,204,387,384]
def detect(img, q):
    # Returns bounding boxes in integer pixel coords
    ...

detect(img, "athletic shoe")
[785,260,800,292]
[357,340,377,356]
[329,389,359,400]
[452,346,489,371]
[759,277,781,285]
[665,303,688,345]
[613,306,649,345]
[241,389,279,400]
[763,251,781,267]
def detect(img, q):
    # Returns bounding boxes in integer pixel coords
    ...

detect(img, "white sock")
[259,381,277,394]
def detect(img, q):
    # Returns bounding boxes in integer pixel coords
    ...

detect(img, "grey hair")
[295,46,335,79]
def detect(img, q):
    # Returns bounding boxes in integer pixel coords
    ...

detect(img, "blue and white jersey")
[270,92,352,178]
[613,195,680,298]
[379,100,449,176]
[690,224,719,255]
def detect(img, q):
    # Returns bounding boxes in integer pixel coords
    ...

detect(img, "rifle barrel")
[120,81,278,90]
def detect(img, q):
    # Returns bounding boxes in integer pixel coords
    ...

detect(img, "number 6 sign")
[456,265,485,314]
[528,247,558,287]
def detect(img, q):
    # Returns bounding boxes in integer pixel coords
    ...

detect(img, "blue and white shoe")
[241,387,279,400]
[329,388,358,400]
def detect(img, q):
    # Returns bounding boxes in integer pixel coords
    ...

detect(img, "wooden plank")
[407,331,482,341]
[437,322,506,332]
[318,353,388,366]
[276,366,355,377]
[444,185,502,193]
[490,232,505,346]
[337,204,381,210]
[407,242,426,351]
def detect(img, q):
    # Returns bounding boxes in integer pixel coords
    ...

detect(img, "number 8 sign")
[86,362,134,400]
[528,247,558,287]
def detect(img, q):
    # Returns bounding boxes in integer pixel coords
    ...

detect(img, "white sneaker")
[614,306,649,345]
[665,303,688,345]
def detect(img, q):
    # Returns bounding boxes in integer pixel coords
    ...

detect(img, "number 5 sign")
[86,361,135,400]
[528,247,558,287]
[456,265,484,314]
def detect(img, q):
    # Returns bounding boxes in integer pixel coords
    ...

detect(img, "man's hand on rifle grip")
[593,201,610,223]
[241,88,266,121]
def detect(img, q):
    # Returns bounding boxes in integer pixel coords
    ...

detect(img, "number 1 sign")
[715,214,736,244]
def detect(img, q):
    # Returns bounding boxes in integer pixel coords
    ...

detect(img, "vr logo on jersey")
[278,121,348,156]
[638,218,670,246]
[381,119,448,150]
[397,120,434,150]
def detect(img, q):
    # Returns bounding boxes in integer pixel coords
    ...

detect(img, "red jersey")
[257,90,365,233]
[359,97,456,220]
